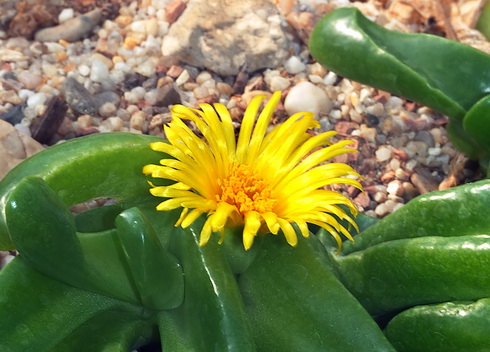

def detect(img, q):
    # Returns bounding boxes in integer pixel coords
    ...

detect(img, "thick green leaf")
[114,207,184,310]
[335,235,490,314]
[309,7,490,160]
[0,257,154,352]
[341,179,490,255]
[0,133,163,249]
[157,218,256,351]
[238,234,396,352]
[385,299,490,352]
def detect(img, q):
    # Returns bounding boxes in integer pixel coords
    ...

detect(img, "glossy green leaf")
[238,234,396,352]
[463,94,490,153]
[0,257,154,352]
[385,299,490,352]
[341,179,490,255]
[334,234,490,314]
[309,7,490,160]
[157,218,256,351]
[114,207,184,310]
[0,133,163,249]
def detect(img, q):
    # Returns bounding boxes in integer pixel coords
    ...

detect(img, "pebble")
[387,180,404,197]
[58,8,75,23]
[284,81,332,116]
[35,9,103,42]
[269,76,290,91]
[90,59,110,83]
[98,102,117,117]
[17,71,42,89]
[130,111,146,131]
[63,77,98,115]
[284,56,306,74]
[375,146,391,162]
[78,64,91,77]
[175,69,190,86]
[27,93,47,108]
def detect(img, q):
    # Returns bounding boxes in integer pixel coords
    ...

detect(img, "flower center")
[217,163,276,214]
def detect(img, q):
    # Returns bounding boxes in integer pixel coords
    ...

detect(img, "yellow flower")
[143,91,362,250]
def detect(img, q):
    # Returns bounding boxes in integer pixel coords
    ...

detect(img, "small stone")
[354,192,370,208]
[270,76,290,91]
[195,71,213,85]
[78,64,91,76]
[166,0,187,24]
[90,59,110,83]
[410,171,439,194]
[102,116,125,132]
[403,182,419,200]
[284,81,332,116]
[414,130,435,148]
[135,58,157,77]
[175,69,190,86]
[373,191,387,203]
[359,124,377,144]
[63,77,98,115]
[98,102,117,117]
[216,82,233,96]
[35,9,102,42]
[27,93,47,108]
[374,202,389,217]
[77,115,93,128]
[284,56,306,74]
[58,8,75,23]
[130,111,146,131]
[395,168,407,180]
[389,158,401,171]
[1,90,22,105]
[387,180,404,197]
[323,71,337,85]
[17,71,42,89]
[193,86,209,99]
[167,65,184,78]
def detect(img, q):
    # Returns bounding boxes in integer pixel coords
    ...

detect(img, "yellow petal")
[243,211,262,250]
[277,218,298,247]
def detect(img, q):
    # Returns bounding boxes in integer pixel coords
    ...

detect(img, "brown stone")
[0,120,44,179]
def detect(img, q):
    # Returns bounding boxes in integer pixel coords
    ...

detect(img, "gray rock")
[161,0,290,76]
[34,9,102,43]
[63,77,98,115]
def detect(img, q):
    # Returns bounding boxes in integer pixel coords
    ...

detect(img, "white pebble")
[124,91,139,104]
[196,71,212,85]
[270,76,290,91]
[135,58,157,77]
[428,147,441,156]
[284,56,306,74]
[18,89,34,101]
[90,59,110,83]
[58,8,74,22]
[387,180,404,197]
[98,102,117,117]
[27,92,47,108]
[78,64,91,77]
[175,70,190,86]
[308,75,323,84]
[374,191,387,203]
[284,81,332,116]
[376,146,392,162]
[193,86,209,99]
[323,71,337,85]
[131,20,147,34]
